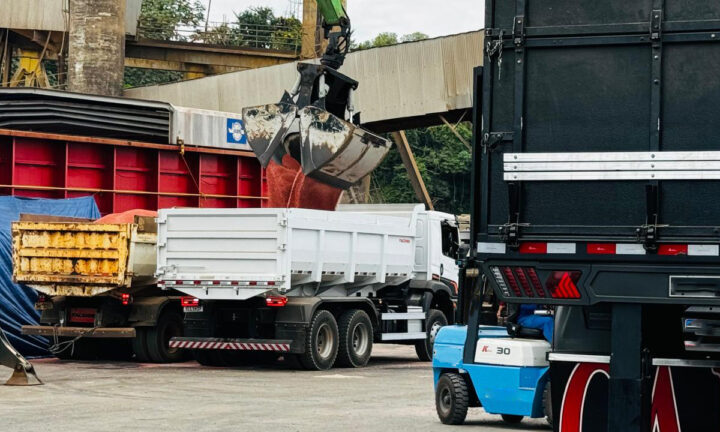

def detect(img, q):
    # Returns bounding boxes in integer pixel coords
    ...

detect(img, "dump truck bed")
[156,207,420,300]
[12,218,156,296]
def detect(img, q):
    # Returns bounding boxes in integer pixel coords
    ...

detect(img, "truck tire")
[300,309,339,371]
[435,373,469,425]
[415,309,448,361]
[146,309,184,363]
[336,309,373,368]
[131,327,151,362]
[543,381,553,427]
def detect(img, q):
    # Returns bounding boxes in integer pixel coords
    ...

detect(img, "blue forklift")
[432,282,552,426]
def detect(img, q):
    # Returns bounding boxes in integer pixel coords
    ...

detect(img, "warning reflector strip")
[169,338,291,352]
[479,242,720,257]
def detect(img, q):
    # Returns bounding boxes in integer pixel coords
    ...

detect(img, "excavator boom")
[243,1,390,192]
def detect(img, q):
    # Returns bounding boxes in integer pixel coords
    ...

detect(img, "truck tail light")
[266,295,288,307]
[121,293,133,306]
[513,267,534,297]
[500,267,523,296]
[526,268,546,297]
[546,271,582,299]
[181,296,200,307]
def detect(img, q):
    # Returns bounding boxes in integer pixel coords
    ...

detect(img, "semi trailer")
[157,204,460,370]
[443,1,720,431]
[13,213,184,362]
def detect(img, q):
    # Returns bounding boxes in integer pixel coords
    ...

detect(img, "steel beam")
[391,130,434,210]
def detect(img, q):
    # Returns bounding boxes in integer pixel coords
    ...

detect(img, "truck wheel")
[543,381,553,427]
[131,328,151,362]
[336,309,373,368]
[146,309,184,363]
[300,309,339,371]
[501,414,524,424]
[435,373,469,425]
[415,309,448,361]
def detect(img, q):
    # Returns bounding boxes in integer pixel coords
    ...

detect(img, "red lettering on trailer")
[559,363,610,432]
[651,367,681,432]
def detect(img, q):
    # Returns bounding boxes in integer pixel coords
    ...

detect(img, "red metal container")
[0,129,267,214]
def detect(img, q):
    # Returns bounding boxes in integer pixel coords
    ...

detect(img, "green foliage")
[401,32,430,42]
[352,32,429,51]
[372,125,472,214]
[136,0,206,40]
[124,68,183,88]
[352,31,470,214]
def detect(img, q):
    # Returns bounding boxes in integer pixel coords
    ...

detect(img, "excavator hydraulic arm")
[242,1,390,191]
[0,328,42,385]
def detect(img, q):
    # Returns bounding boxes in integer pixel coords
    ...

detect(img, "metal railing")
[136,21,302,53]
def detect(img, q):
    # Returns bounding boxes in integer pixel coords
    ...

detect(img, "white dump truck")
[13,215,184,362]
[157,204,461,370]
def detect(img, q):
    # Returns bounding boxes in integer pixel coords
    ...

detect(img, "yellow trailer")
[12,215,183,363]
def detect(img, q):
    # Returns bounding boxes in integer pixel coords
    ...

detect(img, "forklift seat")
[506,321,545,340]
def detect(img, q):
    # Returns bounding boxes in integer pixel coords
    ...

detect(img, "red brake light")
[500,267,522,296]
[658,244,688,256]
[513,267,534,297]
[546,271,582,299]
[121,293,133,306]
[266,295,288,307]
[526,268,546,297]
[181,296,200,307]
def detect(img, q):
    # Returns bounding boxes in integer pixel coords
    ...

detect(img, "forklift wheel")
[435,373,469,425]
[501,414,524,424]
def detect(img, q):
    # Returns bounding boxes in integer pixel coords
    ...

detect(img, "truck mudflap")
[0,328,42,386]
[170,337,293,353]
[549,354,720,432]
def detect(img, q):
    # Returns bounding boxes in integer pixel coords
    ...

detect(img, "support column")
[68,0,126,96]
[391,130,434,210]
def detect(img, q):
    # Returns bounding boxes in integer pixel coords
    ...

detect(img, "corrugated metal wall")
[0,0,142,35]
[125,31,484,127]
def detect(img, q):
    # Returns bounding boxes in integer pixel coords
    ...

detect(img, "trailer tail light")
[500,267,523,297]
[546,271,582,299]
[181,296,200,307]
[526,268,546,297]
[513,267,534,297]
[121,293,133,306]
[266,295,288,307]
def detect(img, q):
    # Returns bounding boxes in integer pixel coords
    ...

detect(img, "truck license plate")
[183,306,203,313]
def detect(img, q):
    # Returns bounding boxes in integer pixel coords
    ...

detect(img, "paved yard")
[0,345,548,432]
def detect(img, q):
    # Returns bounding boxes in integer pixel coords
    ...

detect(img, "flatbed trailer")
[458,1,720,431]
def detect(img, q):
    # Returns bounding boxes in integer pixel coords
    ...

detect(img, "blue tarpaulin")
[0,196,100,356]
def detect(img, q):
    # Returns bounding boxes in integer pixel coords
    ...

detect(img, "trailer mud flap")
[0,328,42,386]
[550,359,720,432]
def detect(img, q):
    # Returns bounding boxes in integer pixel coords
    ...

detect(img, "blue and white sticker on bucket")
[226,118,247,145]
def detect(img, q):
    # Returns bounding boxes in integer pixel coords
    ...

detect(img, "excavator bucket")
[242,103,298,167]
[298,106,391,189]
[0,328,42,386]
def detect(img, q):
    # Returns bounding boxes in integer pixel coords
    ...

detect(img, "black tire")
[299,309,339,371]
[415,309,448,362]
[435,373,469,425]
[501,414,524,424]
[131,327,151,362]
[146,309,184,363]
[336,309,373,368]
[543,381,553,427]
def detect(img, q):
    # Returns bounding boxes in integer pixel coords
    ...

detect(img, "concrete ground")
[0,345,548,432]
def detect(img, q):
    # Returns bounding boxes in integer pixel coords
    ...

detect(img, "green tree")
[136,0,206,40]
[352,31,471,214]
[233,7,302,51]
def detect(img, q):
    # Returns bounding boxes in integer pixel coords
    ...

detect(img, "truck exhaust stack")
[0,329,42,386]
